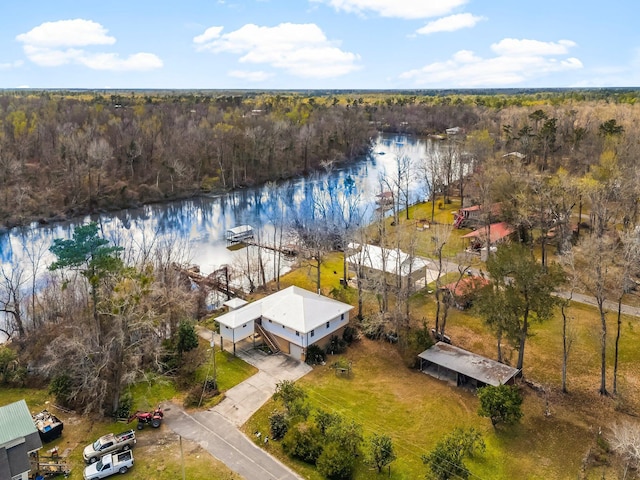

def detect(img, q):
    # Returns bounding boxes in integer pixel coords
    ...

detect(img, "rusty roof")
[418,342,519,386]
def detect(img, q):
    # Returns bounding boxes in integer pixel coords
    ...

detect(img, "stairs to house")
[255,323,281,354]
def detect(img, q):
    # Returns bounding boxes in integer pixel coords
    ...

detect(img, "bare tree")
[609,421,640,477]
[0,264,26,338]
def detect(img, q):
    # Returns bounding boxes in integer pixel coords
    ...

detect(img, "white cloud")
[228,70,274,82]
[416,13,486,35]
[310,0,467,19]
[16,19,116,48]
[193,26,224,45]
[399,38,583,87]
[79,52,163,71]
[194,23,360,78]
[491,38,576,56]
[16,19,163,72]
[0,60,24,70]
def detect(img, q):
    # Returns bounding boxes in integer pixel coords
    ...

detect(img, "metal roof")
[0,399,39,446]
[223,297,248,310]
[216,285,353,333]
[418,342,520,386]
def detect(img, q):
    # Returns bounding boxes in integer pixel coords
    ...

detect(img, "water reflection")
[0,134,436,276]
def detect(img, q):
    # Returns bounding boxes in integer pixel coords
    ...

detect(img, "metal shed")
[418,342,520,388]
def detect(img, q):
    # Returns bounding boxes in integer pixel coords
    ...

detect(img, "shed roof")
[347,244,426,277]
[441,276,489,297]
[216,286,353,333]
[461,222,514,243]
[0,399,39,446]
[223,297,248,310]
[418,342,520,386]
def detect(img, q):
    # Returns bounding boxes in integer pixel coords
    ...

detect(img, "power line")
[301,384,488,480]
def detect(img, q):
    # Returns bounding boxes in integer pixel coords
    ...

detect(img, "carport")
[418,342,520,388]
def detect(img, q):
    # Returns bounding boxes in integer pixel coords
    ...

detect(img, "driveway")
[163,403,303,480]
[161,326,311,479]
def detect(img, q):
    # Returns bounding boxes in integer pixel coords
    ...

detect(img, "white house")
[347,244,427,285]
[0,399,42,480]
[215,286,353,361]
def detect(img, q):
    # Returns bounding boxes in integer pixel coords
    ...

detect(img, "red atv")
[128,406,164,429]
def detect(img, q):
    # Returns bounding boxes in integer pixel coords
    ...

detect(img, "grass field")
[243,337,603,480]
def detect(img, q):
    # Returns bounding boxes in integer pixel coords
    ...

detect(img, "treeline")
[0,92,375,228]
[1,89,640,229]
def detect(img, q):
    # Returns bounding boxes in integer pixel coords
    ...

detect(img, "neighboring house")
[453,203,502,229]
[346,243,427,287]
[0,399,43,480]
[418,342,520,389]
[216,286,353,361]
[440,275,489,310]
[461,221,515,260]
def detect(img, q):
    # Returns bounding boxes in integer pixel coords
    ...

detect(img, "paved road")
[554,291,640,317]
[161,326,311,480]
[163,403,303,480]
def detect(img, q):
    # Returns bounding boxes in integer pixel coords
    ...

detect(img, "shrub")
[282,423,324,464]
[477,384,523,427]
[115,391,133,419]
[49,373,72,406]
[342,326,357,345]
[269,409,289,440]
[176,321,199,355]
[317,442,355,480]
[325,335,347,355]
[315,409,342,435]
[183,379,219,408]
[306,344,326,365]
[422,427,485,480]
[0,346,25,386]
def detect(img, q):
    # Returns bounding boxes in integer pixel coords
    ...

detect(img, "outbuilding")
[418,342,520,388]
[0,399,43,480]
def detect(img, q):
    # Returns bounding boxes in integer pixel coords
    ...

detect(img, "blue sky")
[1,0,639,89]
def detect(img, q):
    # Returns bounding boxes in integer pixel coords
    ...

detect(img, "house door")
[290,343,304,361]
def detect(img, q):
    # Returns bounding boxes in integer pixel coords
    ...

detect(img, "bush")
[360,314,386,340]
[282,423,324,464]
[49,374,72,406]
[269,409,289,440]
[317,442,355,480]
[342,326,357,345]
[325,335,347,355]
[176,321,199,355]
[477,384,523,427]
[306,344,326,365]
[183,379,220,408]
[0,346,25,386]
[115,391,133,419]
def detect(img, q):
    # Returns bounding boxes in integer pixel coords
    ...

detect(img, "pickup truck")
[83,430,136,464]
[83,451,134,479]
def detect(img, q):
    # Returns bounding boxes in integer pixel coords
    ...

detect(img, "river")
[0,134,442,337]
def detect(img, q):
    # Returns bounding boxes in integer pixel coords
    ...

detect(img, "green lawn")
[243,337,597,480]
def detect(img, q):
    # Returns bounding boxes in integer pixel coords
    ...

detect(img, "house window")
[268,319,272,323]
[296,331,299,336]
[326,321,330,328]
[242,324,246,328]
[341,313,344,320]
[311,330,315,337]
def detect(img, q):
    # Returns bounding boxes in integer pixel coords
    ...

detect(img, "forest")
[1,89,638,229]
